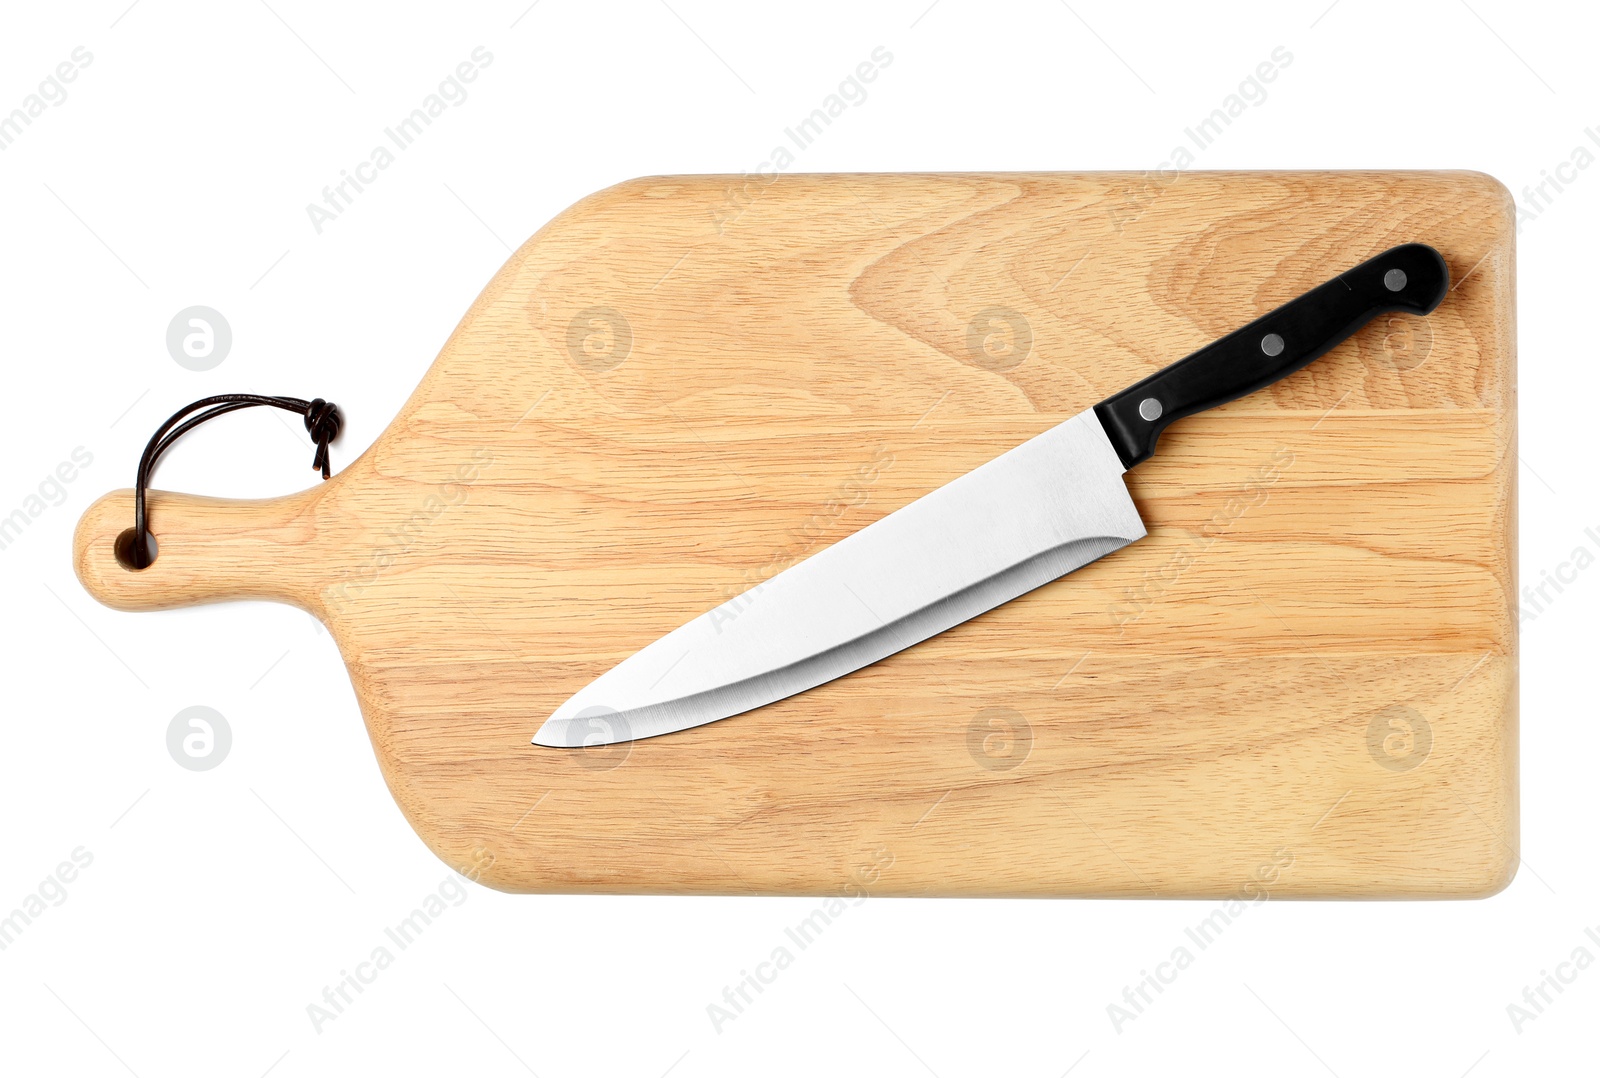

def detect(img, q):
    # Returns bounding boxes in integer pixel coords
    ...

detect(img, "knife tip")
[532,698,637,749]
[530,720,567,748]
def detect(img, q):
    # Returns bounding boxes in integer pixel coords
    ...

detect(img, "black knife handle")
[1093,243,1449,469]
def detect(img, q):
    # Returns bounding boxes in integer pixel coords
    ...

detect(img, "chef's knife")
[535,243,1449,748]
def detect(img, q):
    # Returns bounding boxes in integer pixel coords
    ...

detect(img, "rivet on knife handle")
[1092,243,1449,469]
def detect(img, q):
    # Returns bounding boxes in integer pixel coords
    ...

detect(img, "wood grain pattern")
[74,172,1517,897]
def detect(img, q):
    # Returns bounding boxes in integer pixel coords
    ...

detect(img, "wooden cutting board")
[75,171,1516,898]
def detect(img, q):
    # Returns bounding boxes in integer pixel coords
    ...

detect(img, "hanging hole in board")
[114,528,158,571]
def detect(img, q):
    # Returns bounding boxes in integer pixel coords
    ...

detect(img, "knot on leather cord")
[303,398,342,479]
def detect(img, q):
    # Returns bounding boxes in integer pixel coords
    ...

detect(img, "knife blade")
[535,243,1449,748]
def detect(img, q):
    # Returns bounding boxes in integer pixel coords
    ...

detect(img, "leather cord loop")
[126,394,342,569]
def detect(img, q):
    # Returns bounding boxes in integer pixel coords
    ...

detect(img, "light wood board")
[75,171,1517,897]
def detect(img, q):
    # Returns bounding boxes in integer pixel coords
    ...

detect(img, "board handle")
[74,488,328,612]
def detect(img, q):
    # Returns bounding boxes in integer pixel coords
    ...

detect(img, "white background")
[1,1,1594,1075]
